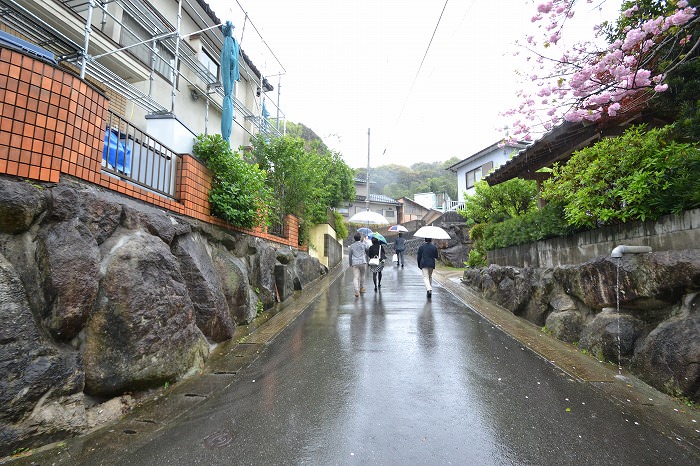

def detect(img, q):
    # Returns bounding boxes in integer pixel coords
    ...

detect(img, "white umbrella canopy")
[348,211,389,225]
[388,224,408,232]
[414,225,451,240]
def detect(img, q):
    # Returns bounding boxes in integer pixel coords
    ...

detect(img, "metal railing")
[101,110,181,199]
[447,200,464,211]
[0,0,284,135]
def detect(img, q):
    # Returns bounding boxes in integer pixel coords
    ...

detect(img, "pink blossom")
[507,0,698,138]
[537,2,553,14]
[564,111,584,123]
[589,93,612,106]
[666,8,696,27]
[623,5,638,18]
[642,17,662,35]
[622,29,647,51]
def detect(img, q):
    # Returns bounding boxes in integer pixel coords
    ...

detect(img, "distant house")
[397,197,443,225]
[337,177,400,224]
[447,141,529,204]
[413,192,454,212]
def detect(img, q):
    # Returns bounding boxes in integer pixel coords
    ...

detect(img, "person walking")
[394,232,406,268]
[417,237,439,298]
[367,236,386,291]
[349,232,368,298]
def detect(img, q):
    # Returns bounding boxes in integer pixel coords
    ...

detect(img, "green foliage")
[650,59,700,143]
[541,125,700,229]
[356,157,460,201]
[459,178,538,224]
[468,223,486,242]
[480,202,574,250]
[250,133,354,240]
[465,248,487,268]
[193,134,271,228]
[334,211,349,239]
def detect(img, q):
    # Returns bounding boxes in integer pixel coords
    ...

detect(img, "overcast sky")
[209,0,621,168]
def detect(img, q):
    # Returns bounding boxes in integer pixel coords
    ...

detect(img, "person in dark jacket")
[367,236,386,291]
[416,237,438,298]
[394,232,406,267]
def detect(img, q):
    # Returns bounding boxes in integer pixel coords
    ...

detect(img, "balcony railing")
[102,111,181,199]
[447,200,464,211]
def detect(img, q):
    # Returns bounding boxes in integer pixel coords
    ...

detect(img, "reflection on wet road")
[115,264,698,465]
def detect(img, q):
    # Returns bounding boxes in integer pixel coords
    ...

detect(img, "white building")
[447,141,529,203]
[2,0,283,155]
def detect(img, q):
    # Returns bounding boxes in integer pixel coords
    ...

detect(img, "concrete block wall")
[488,208,700,267]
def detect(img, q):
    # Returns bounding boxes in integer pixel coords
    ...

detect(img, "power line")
[385,0,450,154]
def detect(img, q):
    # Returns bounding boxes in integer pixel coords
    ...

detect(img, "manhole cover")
[203,430,237,448]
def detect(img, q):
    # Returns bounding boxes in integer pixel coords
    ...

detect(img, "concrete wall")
[487,208,700,267]
[308,223,341,268]
[324,233,343,269]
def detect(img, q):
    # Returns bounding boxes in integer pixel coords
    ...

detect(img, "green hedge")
[480,202,575,250]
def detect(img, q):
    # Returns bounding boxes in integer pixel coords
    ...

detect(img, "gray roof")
[368,194,399,205]
[446,140,529,172]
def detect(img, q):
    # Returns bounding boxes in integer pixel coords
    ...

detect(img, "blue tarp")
[102,129,132,176]
[221,21,240,144]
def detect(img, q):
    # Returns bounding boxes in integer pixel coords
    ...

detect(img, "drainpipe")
[611,245,652,258]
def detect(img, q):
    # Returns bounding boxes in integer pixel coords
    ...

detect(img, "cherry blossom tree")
[504,0,698,141]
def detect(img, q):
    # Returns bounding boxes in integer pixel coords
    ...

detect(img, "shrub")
[541,124,700,229]
[465,248,487,268]
[334,211,349,239]
[480,202,574,250]
[193,134,271,228]
[459,178,538,224]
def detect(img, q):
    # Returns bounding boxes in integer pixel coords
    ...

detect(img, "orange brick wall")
[0,48,305,250]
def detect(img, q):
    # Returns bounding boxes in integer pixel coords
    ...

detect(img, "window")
[465,161,494,188]
[121,14,177,83]
[384,210,395,218]
[466,166,482,188]
[337,207,349,214]
[199,50,219,83]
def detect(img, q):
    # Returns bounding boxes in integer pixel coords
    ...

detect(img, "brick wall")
[0,48,304,250]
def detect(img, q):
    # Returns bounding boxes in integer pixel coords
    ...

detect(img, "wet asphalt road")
[10,263,700,465]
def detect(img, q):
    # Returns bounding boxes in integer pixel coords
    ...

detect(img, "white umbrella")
[414,225,451,240]
[348,211,389,225]
[388,224,408,232]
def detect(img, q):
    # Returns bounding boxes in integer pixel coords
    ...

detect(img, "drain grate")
[202,430,237,448]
